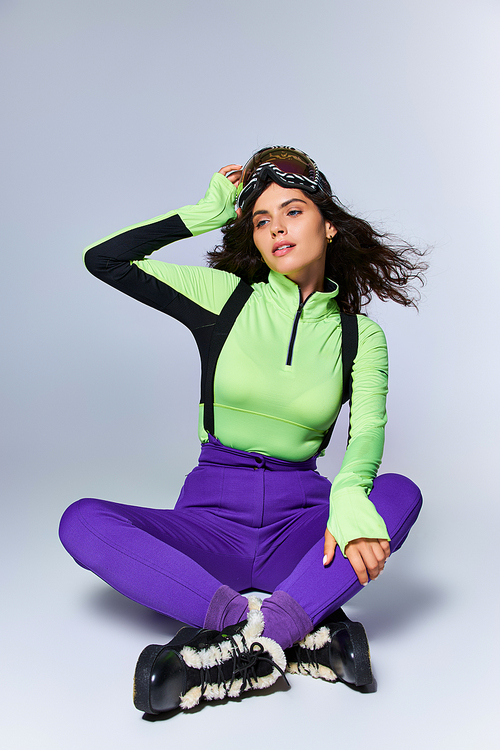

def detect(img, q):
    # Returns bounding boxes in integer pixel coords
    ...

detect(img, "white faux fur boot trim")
[297,625,331,650]
[179,609,263,671]
[287,661,337,682]
[241,606,264,640]
[285,624,339,682]
[180,685,203,709]
[178,629,286,709]
[256,636,287,673]
[247,595,262,612]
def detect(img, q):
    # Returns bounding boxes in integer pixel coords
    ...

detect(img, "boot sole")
[330,622,373,687]
[134,644,165,713]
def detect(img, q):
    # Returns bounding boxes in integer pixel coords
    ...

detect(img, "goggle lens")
[241,147,316,187]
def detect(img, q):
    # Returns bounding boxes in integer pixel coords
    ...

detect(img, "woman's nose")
[271,222,286,236]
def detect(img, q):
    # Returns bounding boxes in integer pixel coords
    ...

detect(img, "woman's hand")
[218,164,243,185]
[323,529,390,585]
[219,165,243,217]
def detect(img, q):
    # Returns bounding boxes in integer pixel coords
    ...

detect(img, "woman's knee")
[373,473,423,514]
[59,497,107,561]
[371,473,423,553]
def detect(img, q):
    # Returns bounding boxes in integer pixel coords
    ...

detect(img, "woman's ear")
[326,222,337,241]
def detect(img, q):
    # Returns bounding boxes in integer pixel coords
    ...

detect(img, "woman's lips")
[272,243,295,257]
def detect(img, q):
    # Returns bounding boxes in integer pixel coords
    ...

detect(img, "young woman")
[60,147,425,714]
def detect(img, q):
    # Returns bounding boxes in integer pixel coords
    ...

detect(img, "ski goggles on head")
[236,146,330,211]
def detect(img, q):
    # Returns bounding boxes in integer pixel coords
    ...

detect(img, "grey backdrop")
[1,0,499,748]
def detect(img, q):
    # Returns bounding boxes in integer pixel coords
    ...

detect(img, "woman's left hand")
[218,164,243,217]
[323,529,390,585]
[218,164,243,185]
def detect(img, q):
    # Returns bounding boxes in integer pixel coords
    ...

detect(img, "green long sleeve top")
[84,173,390,554]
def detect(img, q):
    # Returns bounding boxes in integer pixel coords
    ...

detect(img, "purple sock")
[204,585,250,630]
[261,590,313,650]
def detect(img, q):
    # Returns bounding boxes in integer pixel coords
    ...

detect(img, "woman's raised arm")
[82,170,241,322]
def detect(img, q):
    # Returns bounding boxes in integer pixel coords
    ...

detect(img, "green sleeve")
[326,317,391,555]
[178,172,238,235]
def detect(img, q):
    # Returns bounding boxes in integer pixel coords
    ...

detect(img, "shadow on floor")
[139,676,291,722]
[344,568,447,638]
[86,585,183,637]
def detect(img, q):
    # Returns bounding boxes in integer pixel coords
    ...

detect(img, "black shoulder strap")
[203,279,254,436]
[340,312,358,405]
[317,312,359,454]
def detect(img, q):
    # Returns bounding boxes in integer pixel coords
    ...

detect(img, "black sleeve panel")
[85,214,192,266]
[84,214,194,312]
[84,213,210,325]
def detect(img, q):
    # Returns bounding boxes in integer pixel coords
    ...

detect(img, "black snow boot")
[134,608,287,713]
[285,608,373,687]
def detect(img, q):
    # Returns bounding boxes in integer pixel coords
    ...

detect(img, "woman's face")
[251,182,336,288]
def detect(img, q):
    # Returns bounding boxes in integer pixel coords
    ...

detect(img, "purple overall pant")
[60,436,422,645]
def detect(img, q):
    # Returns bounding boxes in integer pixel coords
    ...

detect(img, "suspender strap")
[317,312,359,454]
[203,279,254,436]
[340,312,358,405]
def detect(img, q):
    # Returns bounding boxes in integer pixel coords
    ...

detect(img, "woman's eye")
[288,209,302,217]
[254,219,268,229]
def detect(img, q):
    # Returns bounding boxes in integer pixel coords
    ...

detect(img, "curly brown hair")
[207,173,428,315]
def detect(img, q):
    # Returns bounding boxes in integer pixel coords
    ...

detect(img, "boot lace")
[295,644,321,675]
[198,637,288,700]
